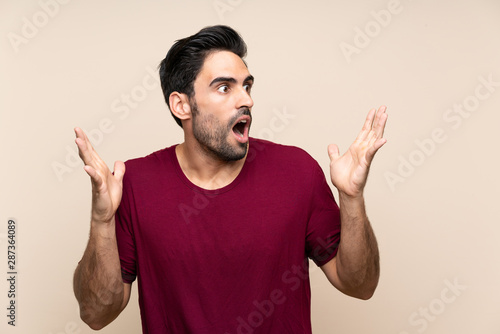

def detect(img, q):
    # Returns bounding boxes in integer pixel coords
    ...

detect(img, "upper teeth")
[240,120,247,123]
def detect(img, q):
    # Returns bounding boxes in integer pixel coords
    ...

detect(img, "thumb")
[113,161,126,182]
[327,144,340,162]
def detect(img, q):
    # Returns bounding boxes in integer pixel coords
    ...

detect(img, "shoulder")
[248,138,322,174]
[122,145,177,182]
[245,139,330,198]
[247,139,323,182]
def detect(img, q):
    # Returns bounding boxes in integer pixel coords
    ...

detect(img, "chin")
[219,142,247,162]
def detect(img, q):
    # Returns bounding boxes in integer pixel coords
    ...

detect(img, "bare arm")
[321,106,387,299]
[72,127,130,329]
[320,194,379,299]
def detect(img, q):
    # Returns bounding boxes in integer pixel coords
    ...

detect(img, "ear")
[169,92,192,122]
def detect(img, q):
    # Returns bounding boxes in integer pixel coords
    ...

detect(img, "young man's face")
[189,50,254,161]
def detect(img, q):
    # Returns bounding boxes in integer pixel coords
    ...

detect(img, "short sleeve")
[115,173,137,284]
[305,163,341,267]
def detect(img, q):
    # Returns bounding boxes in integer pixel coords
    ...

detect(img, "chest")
[132,179,309,267]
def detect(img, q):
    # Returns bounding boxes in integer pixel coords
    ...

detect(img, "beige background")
[2,0,500,333]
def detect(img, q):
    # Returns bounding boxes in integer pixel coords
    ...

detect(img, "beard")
[190,99,251,162]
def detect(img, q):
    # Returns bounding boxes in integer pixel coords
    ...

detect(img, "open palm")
[74,127,125,224]
[328,106,388,197]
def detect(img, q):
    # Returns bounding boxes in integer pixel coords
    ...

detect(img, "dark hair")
[159,25,248,128]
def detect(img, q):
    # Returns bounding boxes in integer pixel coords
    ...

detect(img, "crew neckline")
[168,139,254,195]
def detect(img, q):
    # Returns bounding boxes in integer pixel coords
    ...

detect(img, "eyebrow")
[209,75,254,87]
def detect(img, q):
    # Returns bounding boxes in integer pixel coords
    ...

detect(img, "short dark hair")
[159,25,248,128]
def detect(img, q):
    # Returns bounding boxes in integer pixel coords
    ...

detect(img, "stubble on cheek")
[193,112,247,161]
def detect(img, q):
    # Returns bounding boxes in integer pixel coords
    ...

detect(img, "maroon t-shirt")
[115,138,341,334]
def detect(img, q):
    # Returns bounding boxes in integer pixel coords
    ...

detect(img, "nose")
[236,87,254,110]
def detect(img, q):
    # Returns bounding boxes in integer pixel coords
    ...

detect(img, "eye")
[243,83,252,93]
[217,85,229,93]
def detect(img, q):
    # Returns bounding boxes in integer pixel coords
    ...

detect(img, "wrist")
[338,191,366,220]
[90,212,115,226]
[90,217,116,237]
[338,190,364,203]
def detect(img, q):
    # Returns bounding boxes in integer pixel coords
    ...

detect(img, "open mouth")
[233,119,247,137]
[231,116,251,143]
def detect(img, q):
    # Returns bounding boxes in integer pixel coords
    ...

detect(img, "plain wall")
[1,0,499,333]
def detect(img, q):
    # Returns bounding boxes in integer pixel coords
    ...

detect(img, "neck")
[175,140,247,190]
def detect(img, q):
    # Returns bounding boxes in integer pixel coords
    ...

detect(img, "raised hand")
[328,106,388,198]
[74,127,125,224]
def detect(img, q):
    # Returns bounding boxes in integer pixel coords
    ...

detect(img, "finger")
[373,106,388,138]
[74,126,84,140]
[363,108,377,131]
[365,138,387,164]
[328,144,340,162]
[83,165,104,188]
[74,127,91,146]
[113,161,126,183]
[377,105,387,115]
[75,137,93,166]
[357,108,377,141]
[74,127,95,164]
[75,127,101,155]
[362,106,388,145]
[74,127,105,169]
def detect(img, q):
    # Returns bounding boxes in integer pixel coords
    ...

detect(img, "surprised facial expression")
[189,51,254,162]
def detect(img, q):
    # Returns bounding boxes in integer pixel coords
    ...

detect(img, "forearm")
[336,192,379,299]
[73,218,124,330]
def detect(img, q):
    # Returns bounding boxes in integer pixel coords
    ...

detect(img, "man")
[73,25,387,333]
